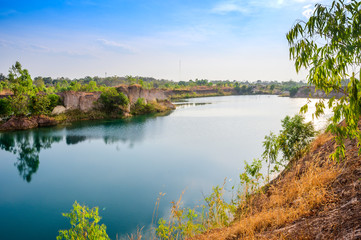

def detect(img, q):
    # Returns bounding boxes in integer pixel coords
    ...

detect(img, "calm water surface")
[0,95,330,239]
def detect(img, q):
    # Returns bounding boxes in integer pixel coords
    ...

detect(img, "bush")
[131,98,157,115]
[57,201,110,240]
[47,94,61,110]
[99,88,129,114]
[0,98,12,117]
[278,114,315,161]
[29,94,51,115]
[11,95,29,116]
[289,87,299,97]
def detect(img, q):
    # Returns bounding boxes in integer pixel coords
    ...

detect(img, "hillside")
[193,130,361,239]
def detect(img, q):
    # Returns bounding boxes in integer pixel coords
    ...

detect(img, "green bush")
[29,94,51,115]
[289,87,299,97]
[11,95,29,116]
[278,114,315,161]
[0,98,12,117]
[57,201,110,240]
[99,88,129,114]
[131,98,157,115]
[47,94,61,110]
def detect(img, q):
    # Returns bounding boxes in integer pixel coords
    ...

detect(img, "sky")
[0,0,332,81]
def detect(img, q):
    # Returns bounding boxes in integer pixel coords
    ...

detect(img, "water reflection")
[0,131,62,182]
[0,113,170,182]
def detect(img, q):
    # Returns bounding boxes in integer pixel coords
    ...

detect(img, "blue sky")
[0,0,332,81]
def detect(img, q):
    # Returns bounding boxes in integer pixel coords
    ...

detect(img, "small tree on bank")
[287,0,361,159]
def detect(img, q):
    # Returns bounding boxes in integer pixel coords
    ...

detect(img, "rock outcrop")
[116,84,168,105]
[293,86,345,98]
[59,91,102,112]
[0,115,57,131]
[52,105,66,115]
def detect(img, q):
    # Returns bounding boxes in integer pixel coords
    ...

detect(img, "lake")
[0,95,331,239]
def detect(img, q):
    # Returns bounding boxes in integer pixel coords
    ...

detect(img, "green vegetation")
[57,201,110,240]
[98,88,129,115]
[153,114,315,239]
[131,98,157,115]
[287,0,361,159]
[0,98,12,117]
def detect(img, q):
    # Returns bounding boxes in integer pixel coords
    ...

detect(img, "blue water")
[0,95,329,239]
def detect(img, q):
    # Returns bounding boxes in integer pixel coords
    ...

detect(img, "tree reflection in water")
[0,131,62,182]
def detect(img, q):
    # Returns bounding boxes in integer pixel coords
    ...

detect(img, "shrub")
[289,87,299,97]
[0,98,12,117]
[278,114,316,162]
[47,94,61,110]
[57,201,110,240]
[29,94,51,115]
[11,95,29,116]
[131,98,157,115]
[99,88,129,114]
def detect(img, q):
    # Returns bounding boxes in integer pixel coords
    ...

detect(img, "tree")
[99,88,129,114]
[278,115,316,162]
[286,0,361,159]
[7,62,34,116]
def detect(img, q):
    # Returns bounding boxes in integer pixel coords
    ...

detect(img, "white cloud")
[211,2,249,14]
[302,4,315,18]
[97,39,136,53]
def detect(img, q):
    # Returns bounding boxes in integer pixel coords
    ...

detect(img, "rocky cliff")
[58,85,174,113]
[293,86,345,98]
[59,91,102,112]
[116,84,169,105]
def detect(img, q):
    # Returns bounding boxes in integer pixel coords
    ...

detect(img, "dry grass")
[309,133,333,152]
[193,152,341,240]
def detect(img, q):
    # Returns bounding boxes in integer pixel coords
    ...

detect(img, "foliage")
[239,159,264,195]
[7,62,35,116]
[57,201,110,240]
[156,192,206,240]
[286,0,361,160]
[131,98,157,115]
[0,98,12,117]
[10,95,29,116]
[278,115,316,162]
[29,94,51,115]
[8,61,34,96]
[262,115,315,180]
[99,88,129,114]
[262,132,280,180]
[205,183,236,228]
[47,94,61,110]
[289,86,299,97]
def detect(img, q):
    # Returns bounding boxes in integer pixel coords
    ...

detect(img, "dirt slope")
[193,133,361,240]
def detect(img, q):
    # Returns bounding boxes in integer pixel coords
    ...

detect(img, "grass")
[229,161,339,239]
[192,132,342,240]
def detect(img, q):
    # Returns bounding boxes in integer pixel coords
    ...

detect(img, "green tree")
[99,88,129,114]
[8,62,34,116]
[286,0,361,159]
[0,98,12,117]
[278,115,316,162]
[262,132,280,181]
[57,201,110,240]
[29,94,51,115]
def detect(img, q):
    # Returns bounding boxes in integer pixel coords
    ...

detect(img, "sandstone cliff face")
[116,84,168,105]
[59,91,102,112]
[59,86,174,113]
[293,86,345,98]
